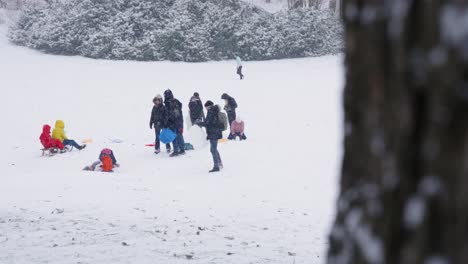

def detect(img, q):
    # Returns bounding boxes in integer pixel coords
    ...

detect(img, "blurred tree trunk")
[328,1,468,264]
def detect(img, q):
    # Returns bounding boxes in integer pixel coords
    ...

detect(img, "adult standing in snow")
[164,89,185,156]
[196,100,223,172]
[236,56,244,80]
[150,95,167,154]
[188,92,205,126]
[221,93,238,129]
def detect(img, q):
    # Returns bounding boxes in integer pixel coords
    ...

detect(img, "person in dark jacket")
[164,89,185,154]
[166,98,186,157]
[189,92,205,126]
[150,95,168,154]
[197,100,223,172]
[221,93,238,129]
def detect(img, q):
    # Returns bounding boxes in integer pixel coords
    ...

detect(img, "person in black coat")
[166,98,186,157]
[150,95,168,154]
[221,93,238,129]
[163,89,185,155]
[189,92,205,126]
[197,100,223,172]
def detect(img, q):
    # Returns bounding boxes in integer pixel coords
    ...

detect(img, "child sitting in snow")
[39,124,65,153]
[227,118,247,141]
[52,120,86,150]
[83,148,119,172]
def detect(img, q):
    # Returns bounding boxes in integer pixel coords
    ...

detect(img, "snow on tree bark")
[328,1,468,263]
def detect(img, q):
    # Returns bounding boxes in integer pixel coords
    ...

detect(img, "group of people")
[38,90,247,173]
[150,90,247,172]
[150,89,186,156]
[39,120,119,172]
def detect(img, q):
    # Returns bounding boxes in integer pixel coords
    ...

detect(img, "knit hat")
[204,100,214,107]
[221,93,229,100]
[194,92,199,97]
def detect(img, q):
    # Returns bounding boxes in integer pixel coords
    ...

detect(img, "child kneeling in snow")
[227,118,247,140]
[83,148,119,172]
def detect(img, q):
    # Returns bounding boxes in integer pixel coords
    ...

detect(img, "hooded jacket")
[52,120,67,142]
[201,105,223,140]
[150,95,167,129]
[40,124,64,149]
[189,95,204,122]
[163,89,174,107]
[221,93,238,113]
[166,99,184,131]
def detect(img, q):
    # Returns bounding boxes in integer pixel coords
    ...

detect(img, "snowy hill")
[0,21,343,264]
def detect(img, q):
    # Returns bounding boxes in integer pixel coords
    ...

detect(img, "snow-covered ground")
[0,21,343,264]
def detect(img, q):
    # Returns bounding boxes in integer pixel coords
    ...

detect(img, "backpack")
[101,155,113,172]
[218,112,228,131]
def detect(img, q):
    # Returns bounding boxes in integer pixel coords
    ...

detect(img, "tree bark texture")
[328,1,468,264]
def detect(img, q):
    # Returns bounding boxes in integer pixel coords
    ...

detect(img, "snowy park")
[0,8,343,263]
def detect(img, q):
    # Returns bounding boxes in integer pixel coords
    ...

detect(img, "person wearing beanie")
[197,100,223,172]
[228,117,247,141]
[221,93,238,129]
[189,92,205,126]
[150,95,167,154]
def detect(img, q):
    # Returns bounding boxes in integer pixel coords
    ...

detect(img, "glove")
[180,128,183,134]
[150,123,153,129]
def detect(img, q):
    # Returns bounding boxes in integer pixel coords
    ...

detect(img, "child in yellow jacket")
[52,120,86,150]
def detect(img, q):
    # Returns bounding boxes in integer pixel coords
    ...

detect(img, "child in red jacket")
[40,124,64,151]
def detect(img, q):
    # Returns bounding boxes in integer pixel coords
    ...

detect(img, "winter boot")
[79,144,87,151]
[209,167,220,173]
[169,152,179,157]
[154,149,161,154]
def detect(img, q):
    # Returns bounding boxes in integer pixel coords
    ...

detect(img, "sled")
[83,161,119,172]
[160,128,177,144]
[41,146,73,157]
[218,138,228,143]
[145,143,156,147]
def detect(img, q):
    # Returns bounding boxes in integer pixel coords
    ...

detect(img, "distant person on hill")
[150,94,167,154]
[236,56,244,80]
[52,120,86,150]
[196,100,223,173]
[221,93,238,129]
[228,118,247,141]
[189,92,205,126]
